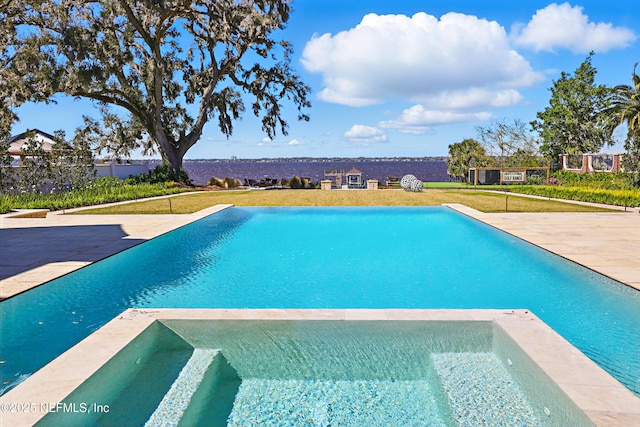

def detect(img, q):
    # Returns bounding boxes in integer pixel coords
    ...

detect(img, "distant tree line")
[448,53,640,185]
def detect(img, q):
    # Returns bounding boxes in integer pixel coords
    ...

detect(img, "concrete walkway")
[1,203,639,300]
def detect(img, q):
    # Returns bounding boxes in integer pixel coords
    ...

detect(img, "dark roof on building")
[8,129,57,144]
[7,129,71,155]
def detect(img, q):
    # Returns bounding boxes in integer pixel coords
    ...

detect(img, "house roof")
[345,167,362,175]
[7,129,70,155]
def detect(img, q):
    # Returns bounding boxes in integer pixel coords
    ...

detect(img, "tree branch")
[116,0,154,50]
[72,89,144,119]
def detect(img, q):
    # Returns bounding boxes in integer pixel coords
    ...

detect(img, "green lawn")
[74,188,616,214]
[423,182,475,188]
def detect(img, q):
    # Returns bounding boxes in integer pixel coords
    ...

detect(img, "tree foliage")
[0,138,16,191]
[0,1,19,139]
[531,53,613,163]
[604,63,640,185]
[4,0,311,180]
[6,131,96,194]
[446,138,491,182]
[606,63,640,136]
[477,118,542,168]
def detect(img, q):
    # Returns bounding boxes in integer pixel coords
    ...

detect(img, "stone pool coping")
[1,309,639,426]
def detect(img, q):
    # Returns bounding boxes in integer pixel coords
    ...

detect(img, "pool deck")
[0,204,234,300]
[1,202,639,299]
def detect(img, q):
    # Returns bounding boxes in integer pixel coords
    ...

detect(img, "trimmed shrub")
[208,177,225,187]
[509,185,640,207]
[224,177,241,188]
[289,176,302,189]
[127,164,191,185]
[550,171,634,190]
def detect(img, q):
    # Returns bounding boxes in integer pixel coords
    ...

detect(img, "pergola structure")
[345,167,364,188]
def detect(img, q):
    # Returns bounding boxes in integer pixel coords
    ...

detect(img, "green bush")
[208,177,225,187]
[550,171,634,190]
[126,164,191,185]
[208,177,241,188]
[0,176,184,213]
[287,176,314,189]
[224,177,241,188]
[524,174,545,185]
[509,185,640,207]
[289,176,302,189]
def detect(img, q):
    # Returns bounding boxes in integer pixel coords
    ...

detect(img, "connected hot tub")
[3,309,638,426]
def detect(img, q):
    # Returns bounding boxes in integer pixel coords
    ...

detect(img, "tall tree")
[0,1,20,191]
[605,63,640,185]
[531,53,613,164]
[0,1,19,137]
[446,138,490,182]
[3,0,311,179]
[477,118,542,168]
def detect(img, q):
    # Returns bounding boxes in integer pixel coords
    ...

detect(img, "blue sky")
[11,1,639,159]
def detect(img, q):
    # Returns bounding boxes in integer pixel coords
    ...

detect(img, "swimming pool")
[1,207,639,397]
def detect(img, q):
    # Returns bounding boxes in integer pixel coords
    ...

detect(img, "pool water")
[1,207,639,396]
[36,320,593,427]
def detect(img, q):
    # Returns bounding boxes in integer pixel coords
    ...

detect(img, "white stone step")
[144,348,219,427]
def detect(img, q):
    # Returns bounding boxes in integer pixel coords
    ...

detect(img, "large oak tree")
[2,0,311,178]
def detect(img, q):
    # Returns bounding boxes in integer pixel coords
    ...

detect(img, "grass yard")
[74,188,616,214]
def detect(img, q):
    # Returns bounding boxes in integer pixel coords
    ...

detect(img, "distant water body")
[170,159,450,186]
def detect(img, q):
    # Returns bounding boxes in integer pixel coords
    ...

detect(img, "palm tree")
[447,138,490,182]
[606,63,640,139]
[605,63,640,185]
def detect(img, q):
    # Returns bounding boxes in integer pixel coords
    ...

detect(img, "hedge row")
[549,171,635,190]
[0,177,184,213]
[509,185,640,207]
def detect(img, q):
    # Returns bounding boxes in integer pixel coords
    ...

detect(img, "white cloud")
[422,88,523,110]
[288,139,303,146]
[302,12,541,108]
[513,3,637,53]
[343,125,388,144]
[379,104,492,135]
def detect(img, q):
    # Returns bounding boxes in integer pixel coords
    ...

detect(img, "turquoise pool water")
[37,320,593,427]
[1,207,639,397]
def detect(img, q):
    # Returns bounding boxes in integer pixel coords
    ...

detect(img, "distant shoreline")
[171,158,451,186]
[119,156,448,164]
[101,158,451,185]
